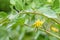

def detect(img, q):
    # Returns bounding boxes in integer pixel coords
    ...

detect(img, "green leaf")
[16,17,25,26]
[14,0,25,10]
[10,0,15,5]
[39,7,57,18]
[52,0,59,9]
[0,27,9,40]
[0,12,7,18]
[49,36,59,40]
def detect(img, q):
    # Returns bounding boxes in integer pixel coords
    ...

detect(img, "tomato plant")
[0,0,60,40]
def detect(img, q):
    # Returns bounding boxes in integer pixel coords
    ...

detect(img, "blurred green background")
[0,0,60,40]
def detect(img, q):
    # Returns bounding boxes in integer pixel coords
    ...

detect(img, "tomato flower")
[33,19,44,28]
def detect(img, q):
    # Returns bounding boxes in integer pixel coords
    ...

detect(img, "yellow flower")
[51,27,59,32]
[33,19,44,28]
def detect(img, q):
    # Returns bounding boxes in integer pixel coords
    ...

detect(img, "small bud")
[51,27,59,32]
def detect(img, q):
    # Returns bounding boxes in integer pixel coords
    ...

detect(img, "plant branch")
[24,24,60,39]
[19,10,60,25]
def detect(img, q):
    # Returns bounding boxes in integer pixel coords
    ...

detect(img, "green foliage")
[0,0,60,40]
[0,0,11,12]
